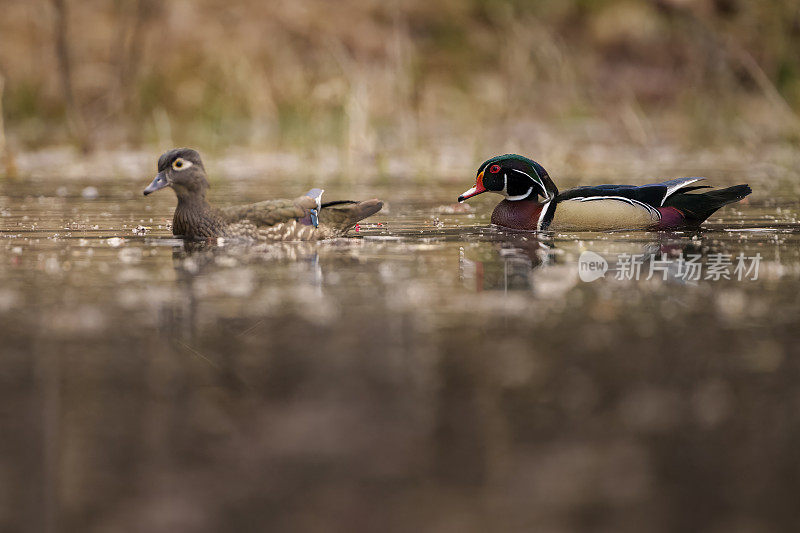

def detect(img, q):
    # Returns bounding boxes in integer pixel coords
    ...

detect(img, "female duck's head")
[144,148,209,201]
[458,154,558,203]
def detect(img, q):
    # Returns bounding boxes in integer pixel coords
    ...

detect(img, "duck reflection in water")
[161,240,325,345]
[459,237,551,292]
[459,231,715,293]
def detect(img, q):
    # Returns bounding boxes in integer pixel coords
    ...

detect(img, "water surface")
[2,174,800,532]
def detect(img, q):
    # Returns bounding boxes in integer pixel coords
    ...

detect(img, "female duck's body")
[143,148,382,241]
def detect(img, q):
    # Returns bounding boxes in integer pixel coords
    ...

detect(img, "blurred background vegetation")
[1,0,800,175]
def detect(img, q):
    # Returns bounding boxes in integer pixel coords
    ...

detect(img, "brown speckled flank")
[144,148,382,241]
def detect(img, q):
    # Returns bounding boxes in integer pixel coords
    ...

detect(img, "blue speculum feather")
[305,188,324,227]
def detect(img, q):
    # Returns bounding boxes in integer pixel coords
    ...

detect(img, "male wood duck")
[458,154,751,231]
[143,148,382,241]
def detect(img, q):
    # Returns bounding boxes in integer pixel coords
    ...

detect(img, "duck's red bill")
[458,171,486,202]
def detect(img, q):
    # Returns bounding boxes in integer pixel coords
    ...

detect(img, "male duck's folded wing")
[557,177,707,208]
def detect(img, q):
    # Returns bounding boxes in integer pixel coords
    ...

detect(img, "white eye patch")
[172,158,193,171]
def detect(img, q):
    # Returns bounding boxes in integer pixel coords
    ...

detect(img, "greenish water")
[2,175,800,532]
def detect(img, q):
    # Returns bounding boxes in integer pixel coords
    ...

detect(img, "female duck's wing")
[318,199,382,231]
[219,193,318,228]
[217,189,381,241]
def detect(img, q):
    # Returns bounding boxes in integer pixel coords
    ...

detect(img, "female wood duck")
[143,148,382,241]
[458,154,751,231]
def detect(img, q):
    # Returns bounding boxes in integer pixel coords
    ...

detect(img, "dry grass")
[1,0,799,172]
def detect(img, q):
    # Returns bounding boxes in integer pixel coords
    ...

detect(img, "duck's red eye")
[489,164,501,174]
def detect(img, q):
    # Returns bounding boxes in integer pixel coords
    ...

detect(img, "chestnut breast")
[490,199,543,230]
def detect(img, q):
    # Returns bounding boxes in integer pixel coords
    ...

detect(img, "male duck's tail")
[664,184,751,225]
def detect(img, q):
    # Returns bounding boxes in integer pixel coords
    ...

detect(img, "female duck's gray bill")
[143,172,168,196]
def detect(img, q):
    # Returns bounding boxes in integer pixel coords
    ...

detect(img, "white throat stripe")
[506,187,534,201]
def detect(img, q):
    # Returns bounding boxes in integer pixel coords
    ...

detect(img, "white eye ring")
[172,158,193,171]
